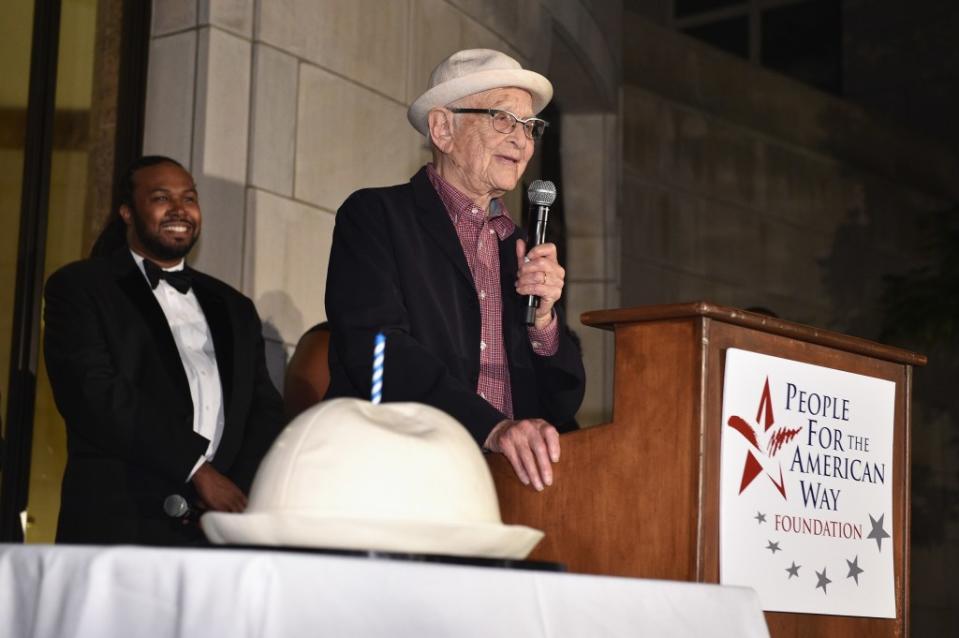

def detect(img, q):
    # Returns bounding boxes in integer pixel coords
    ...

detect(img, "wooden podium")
[488,302,925,637]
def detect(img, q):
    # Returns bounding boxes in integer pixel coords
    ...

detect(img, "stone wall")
[143,0,621,423]
[621,12,959,333]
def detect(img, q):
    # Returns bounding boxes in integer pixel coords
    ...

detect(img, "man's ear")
[427,108,455,153]
[118,204,133,226]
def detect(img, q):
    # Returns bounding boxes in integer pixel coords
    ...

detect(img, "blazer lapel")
[190,274,234,414]
[410,167,475,288]
[111,249,192,400]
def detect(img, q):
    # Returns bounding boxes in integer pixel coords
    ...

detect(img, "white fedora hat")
[201,398,544,559]
[407,48,553,137]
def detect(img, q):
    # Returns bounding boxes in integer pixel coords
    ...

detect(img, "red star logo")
[727,377,802,499]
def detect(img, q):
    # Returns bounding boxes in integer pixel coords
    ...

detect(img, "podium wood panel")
[488,302,920,638]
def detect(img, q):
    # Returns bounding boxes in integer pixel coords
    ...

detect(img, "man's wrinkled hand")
[484,418,561,491]
[191,463,248,513]
[515,239,565,329]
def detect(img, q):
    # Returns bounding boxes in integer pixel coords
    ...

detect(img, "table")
[0,544,769,637]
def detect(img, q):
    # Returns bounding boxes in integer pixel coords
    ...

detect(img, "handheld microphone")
[524,180,557,326]
[163,494,198,524]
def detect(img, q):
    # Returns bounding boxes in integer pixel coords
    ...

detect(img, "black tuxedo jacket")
[43,248,284,545]
[325,167,585,443]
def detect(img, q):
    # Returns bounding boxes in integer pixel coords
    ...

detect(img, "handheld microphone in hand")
[163,494,198,524]
[524,180,557,326]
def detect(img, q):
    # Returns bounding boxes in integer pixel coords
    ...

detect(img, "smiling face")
[430,87,535,208]
[119,161,201,267]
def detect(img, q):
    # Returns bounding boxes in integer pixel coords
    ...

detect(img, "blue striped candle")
[371,332,385,404]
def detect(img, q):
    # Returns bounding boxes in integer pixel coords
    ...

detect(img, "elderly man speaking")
[325,49,585,491]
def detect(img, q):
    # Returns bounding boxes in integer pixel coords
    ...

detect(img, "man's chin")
[493,170,525,193]
[143,236,198,261]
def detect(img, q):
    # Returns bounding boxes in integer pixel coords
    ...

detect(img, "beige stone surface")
[407,0,525,105]
[567,236,605,281]
[194,27,250,182]
[600,112,620,291]
[562,112,607,237]
[444,0,546,63]
[544,0,618,105]
[199,0,254,38]
[564,281,609,426]
[152,0,196,36]
[295,64,424,212]
[258,0,409,102]
[188,27,251,287]
[249,44,298,196]
[245,188,335,347]
[189,174,247,288]
[143,30,197,166]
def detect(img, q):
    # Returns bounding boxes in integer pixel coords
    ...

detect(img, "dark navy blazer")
[324,167,586,444]
[44,248,284,544]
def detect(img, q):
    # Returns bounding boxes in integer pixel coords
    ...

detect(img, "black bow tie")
[143,259,192,294]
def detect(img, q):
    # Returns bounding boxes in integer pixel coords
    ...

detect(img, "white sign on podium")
[720,348,896,618]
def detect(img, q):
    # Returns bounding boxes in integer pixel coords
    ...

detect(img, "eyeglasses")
[448,108,549,140]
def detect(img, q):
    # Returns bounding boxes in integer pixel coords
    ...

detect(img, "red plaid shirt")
[427,164,558,418]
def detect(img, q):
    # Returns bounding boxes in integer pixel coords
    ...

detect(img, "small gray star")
[815,567,832,594]
[867,514,891,552]
[766,540,781,554]
[754,511,767,524]
[786,561,801,578]
[846,556,864,585]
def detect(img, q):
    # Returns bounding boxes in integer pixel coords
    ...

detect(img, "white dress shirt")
[131,250,224,480]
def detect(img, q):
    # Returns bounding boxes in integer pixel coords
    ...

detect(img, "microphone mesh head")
[527,180,557,206]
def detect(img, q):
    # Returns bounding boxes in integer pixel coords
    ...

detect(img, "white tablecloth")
[0,544,769,638]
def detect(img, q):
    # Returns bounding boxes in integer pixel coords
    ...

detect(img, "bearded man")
[43,156,284,545]
[325,49,586,491]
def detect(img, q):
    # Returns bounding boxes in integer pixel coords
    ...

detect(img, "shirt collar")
[425,164,516,240]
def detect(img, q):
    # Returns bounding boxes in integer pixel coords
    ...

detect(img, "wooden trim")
[582,301,927,367]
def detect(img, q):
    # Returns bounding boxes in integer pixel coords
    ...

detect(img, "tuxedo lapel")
[410,168,475,288]
[191,275,234,412]
[111,250,191,400]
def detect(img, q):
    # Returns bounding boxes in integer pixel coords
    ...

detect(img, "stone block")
[622,87,669,177]
[603,229,620,286]
[295,64,424,212]
[620,255,749,308]
[258,0,409,102]
[186,27,252,286]
[565,281,610,426]
[249,44,298,196]
[198,0,254,38]
[193,27,251,183]
[408,0,524,105]
[762,142,846,234]
[143,30,197,166]
[759,220,831,301]
[625,87,766,210]
[544,0,619,104]
[443,0,546,63]
[567,236,605,282]
[152,0,196,36]
[622,176,772,288]
[562,112,607,237]
[189,174,247,288]
[245,188,335,347]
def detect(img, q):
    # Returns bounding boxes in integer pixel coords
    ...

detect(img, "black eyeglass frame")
[447,108,550,140]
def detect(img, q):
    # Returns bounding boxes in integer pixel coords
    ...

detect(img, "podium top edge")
[580,301,928,367]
